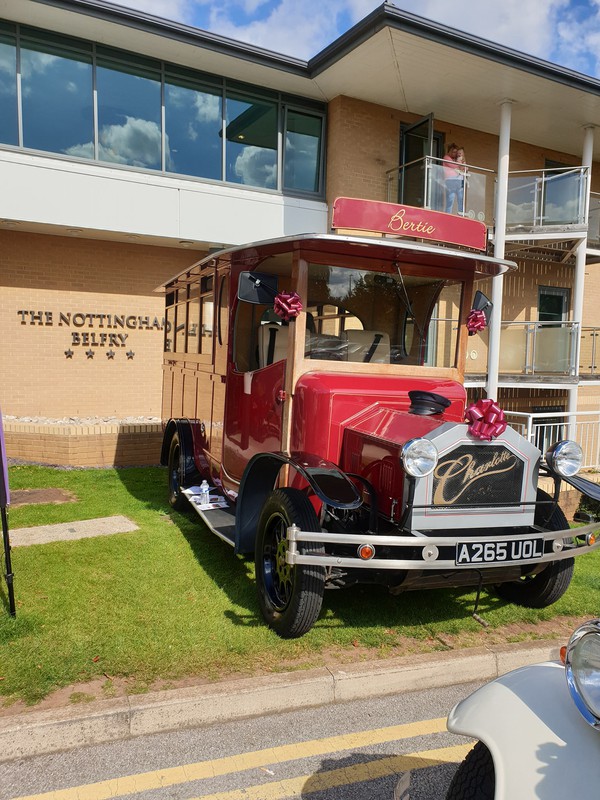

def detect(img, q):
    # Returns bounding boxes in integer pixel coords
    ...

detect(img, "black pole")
[1,505,15,617]
[0,506,17,617]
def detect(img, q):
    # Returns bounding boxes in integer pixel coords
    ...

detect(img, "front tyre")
[495,489,574,608]
[445,742,494,800]
[167,433,188,511]
[255,488,325,638]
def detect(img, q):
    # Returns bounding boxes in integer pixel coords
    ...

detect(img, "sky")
[106,0,600,77]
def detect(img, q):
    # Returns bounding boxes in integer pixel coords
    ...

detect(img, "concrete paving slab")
[10,516,139,546]
[0,639,563,763]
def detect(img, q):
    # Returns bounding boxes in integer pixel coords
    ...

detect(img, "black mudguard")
[235,451,361,555]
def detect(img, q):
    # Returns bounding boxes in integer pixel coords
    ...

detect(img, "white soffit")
[312,27,600,157]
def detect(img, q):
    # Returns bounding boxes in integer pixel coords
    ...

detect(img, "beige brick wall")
[327,95,600,204]
[0,230,199,419]
[4,421,163,467]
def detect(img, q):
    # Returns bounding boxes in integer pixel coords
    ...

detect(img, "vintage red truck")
[158,199,600,638]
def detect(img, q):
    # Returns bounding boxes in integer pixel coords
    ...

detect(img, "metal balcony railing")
[386,156,495,224]
[505,410,600,470]
[463,321,579,378]
[506,166,589,230]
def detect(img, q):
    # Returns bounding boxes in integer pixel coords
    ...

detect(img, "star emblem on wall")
[85,349,94,359]
[106,349,116,360]
[64,349,74,359]
[126,350,135,359]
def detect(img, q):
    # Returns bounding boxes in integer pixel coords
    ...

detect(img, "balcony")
[387,160,591,245]
[387,156,495,223]
[463,321,579,383]
[579,327,600,379]
[506,166,588,232]
[506,410,600,470]
[588,192,600,249]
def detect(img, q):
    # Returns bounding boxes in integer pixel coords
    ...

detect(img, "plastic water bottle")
[199,480,210,505]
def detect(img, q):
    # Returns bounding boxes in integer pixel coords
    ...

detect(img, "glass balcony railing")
[387,161,594,242]
[579,327,600,377]
[588,192,600,247]
[506,167,589,230]
[463,321,579,378]
[386,156,495,224]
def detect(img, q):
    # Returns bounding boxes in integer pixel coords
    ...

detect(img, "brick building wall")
[0,230,199,419]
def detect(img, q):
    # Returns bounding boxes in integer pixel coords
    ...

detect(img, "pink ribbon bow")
[465,399,507,441]
[466,309,487,336]
[274,291,303,321]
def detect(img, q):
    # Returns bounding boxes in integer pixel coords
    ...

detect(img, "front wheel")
[495,489,574,608]
[445,742,494,800]
[255,488,326,639]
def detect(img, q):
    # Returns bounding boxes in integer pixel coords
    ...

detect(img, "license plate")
[455,537,544,565]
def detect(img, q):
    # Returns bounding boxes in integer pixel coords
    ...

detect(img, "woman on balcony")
[444,143,467,215]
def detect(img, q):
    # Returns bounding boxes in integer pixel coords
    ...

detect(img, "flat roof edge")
[30,0,309,75]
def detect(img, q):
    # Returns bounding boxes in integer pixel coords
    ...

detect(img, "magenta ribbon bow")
[465,399,507,441]
[274,291,303,321]
[466,309,487,336]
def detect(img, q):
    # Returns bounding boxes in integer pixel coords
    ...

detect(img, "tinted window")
[21,39,93,156]
[97,52,161,169]
[0,30,17,145]
[165,73,222,179]
[284,110,322,193]
[225,91,277,188]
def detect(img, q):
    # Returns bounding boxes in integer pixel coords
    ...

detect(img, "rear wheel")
[445,742,494,800]
[167,433,187,511]
[495,489,574,608]
[255,488,326,638]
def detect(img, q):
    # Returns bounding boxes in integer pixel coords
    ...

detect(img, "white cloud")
[99,116,162,168]
[234,145,277,187]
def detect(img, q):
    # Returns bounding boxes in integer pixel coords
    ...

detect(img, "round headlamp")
[401,438,438,478]
[565,620,600,728]
[545,440,583,477]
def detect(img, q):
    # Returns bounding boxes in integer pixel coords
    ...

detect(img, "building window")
[0,21,325,198]
[20,29,93,156]
[165,67,222,180]
[0,23,18,146]
[97,49,161,170]
[225,89,278,188]
[284,109,323,193]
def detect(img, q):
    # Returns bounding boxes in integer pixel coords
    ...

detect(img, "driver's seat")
[343,330,390,363]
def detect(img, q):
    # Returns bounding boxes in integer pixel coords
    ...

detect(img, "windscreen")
[305,263,463,368]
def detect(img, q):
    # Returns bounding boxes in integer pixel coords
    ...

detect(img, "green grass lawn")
[1,465,599,706]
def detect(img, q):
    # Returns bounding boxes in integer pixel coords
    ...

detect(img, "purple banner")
[0,409,9,508]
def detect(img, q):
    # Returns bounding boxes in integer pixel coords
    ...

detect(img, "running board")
[183,487,236,548]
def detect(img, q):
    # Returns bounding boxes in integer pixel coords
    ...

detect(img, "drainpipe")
[568,125,595,433]
[487,100,513,400]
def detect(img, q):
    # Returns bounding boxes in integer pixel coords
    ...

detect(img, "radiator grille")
[432,444,524,508]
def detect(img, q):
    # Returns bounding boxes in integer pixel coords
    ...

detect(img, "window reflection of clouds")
[233,146,277,188]
[97,63,161,169]
[284,111,322,193]
[1,27,324,195]
[21,47,93,155]
[99,116,162,168]
[225,95,278,188]
[165,82,222,179]
[285,132,319,192]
